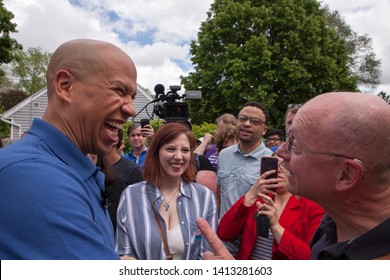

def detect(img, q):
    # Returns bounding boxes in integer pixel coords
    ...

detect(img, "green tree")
[0,105,10,138]
[11,47,52,95]
[0,0,22,82]
[0,66,13,91]
[377,91,390,104]
[181,0,358,127]
[0,88,27,137]
[0,89,27,110]
[323,5,381,90]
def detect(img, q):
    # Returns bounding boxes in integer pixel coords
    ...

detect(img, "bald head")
[43,39,137,155]
[46,39,136,97]
[295,92,390,183]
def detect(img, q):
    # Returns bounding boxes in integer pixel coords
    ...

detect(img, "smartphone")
[255,212,270,238]
[260,156,278,179]
[140,119,150,128]
[260,156,278,193]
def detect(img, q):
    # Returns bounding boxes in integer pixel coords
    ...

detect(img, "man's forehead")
[240,106,264,116]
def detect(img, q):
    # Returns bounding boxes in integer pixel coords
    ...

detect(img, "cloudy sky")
[3,0,390,95]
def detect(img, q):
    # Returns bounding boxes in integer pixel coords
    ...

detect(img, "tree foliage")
[181,0,358,128]
[11,47,52,95]
[0,88,27,110]
[0,66,13,92]
[323,5,381,91]
[0,88,27,138]
[377,91,390,104]
[0,108,10,138]
[0,0,22,81]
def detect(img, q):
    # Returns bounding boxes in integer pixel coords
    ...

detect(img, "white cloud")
[3,0,390,95]
[4,0,212,93]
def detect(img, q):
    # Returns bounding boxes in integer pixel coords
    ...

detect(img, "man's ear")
[54,70,73,103]
[262,126,268,136]
[335,160,365,192]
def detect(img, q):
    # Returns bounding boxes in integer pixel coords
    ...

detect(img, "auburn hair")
[143,122,197,185]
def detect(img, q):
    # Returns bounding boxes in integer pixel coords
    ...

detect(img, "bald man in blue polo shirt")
[0,39,138,259]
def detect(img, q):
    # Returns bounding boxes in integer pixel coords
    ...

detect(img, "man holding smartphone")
[217,101,273,256]
[124,122,154,168]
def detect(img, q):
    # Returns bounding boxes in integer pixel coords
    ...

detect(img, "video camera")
[153,84,201,122]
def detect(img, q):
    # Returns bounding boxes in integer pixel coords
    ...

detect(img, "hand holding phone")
[140,119,150,128]
[260,156,278,179]
[255,212,270,238]
[255,157,278,238]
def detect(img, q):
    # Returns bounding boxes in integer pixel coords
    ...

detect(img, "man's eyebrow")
[111,81,131,93]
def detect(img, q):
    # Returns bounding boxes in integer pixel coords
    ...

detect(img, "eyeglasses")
[278,160,286,169]
[267,137,281,142]
[287,103,303,110]
[286,129,367,172]
[237,115,265,126]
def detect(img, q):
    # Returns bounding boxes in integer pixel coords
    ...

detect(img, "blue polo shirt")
[124,149,148,167]
[0,118,119,259]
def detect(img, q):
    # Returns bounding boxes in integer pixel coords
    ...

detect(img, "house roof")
[1,87,47,119]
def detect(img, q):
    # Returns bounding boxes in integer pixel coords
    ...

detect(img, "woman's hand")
[244,170,280,206]
[255,194,278,226]
[255,193,285,244]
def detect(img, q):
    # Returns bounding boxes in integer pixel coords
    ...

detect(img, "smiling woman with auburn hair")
[116,122,218,260]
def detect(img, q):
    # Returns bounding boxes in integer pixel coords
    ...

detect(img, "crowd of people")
[0,39,389,260]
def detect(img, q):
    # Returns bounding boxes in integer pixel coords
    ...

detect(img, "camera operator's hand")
[140,124,154,140]
[244,171,280,207]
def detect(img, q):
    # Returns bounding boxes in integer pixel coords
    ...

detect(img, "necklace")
[162,188,179,211]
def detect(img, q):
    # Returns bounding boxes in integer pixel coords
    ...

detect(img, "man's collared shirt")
[311,214,390,259]
[217,142,273,218]
[217,141,272,256]
[124,148,148,167]
[0,118,118,259]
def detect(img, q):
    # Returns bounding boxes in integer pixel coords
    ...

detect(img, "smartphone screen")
[140,119,150,128]
[260,156,278,179]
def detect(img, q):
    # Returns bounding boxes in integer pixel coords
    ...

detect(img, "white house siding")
[10,93,48,139]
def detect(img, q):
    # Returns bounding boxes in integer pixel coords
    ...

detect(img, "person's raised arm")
[194,133,213,155]
[140,124,154,141]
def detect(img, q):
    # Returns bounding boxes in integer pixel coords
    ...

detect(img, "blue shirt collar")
[233,141,271,159]
[29,118,99,181]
